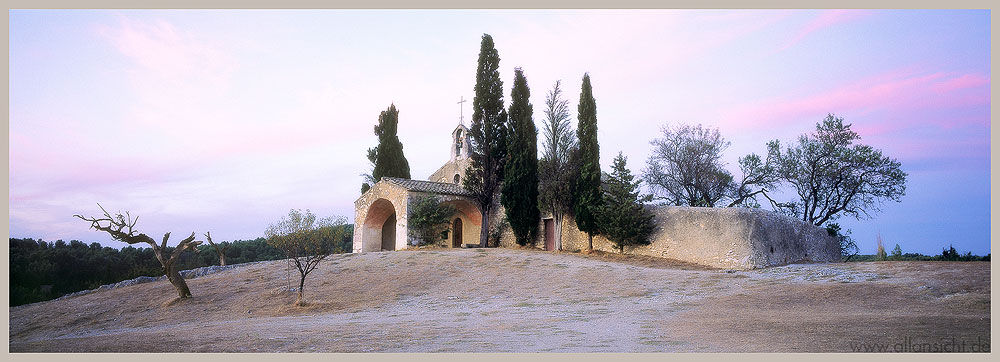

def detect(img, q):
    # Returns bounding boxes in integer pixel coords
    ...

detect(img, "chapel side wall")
[554,206,840,269]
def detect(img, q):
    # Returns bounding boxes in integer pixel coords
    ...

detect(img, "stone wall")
[499,206,840,269]
[428,158,472,184]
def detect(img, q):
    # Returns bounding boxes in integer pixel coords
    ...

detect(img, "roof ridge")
[377,177,472,196]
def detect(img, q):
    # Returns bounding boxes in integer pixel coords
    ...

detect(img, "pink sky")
[8,9,991,255]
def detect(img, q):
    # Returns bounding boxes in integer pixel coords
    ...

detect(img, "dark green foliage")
[890,243,903,261]
[940,245,960,261]
[463,33,509,247]
[849,247,989,262]
[598,153,657,254]
[408,196,457,246]
[771,114,908,226]
[501,68,540,246]
[7,230,349,306]
[573,73,603,249]
[364,104,411,193]
[825,223,859,262]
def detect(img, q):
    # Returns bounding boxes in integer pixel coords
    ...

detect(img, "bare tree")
[74,204,202,298]
[643,123,782,209]
[644,124,732,207]
[203,231,230,266]
[265,209,347,306]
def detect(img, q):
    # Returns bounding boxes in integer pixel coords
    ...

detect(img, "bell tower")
[429,96,475,184]
[451,124,471,162]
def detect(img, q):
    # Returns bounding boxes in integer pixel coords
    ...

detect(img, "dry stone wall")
[502,206,839,269]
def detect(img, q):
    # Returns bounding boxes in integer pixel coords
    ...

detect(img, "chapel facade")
[352,123,484,253]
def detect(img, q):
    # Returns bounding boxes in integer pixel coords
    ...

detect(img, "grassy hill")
[8,248,990,352]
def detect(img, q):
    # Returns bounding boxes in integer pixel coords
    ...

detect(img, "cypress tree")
[463,34,508,247]
[574,73,602,252]
[538,80,576,251]
[364,104,411,193]
[599,152,656,254]
[501,68,539,247]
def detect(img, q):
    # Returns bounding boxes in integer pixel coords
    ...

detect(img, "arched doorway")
[362,198,397,252]
[452,218,463,247]
[382,214,396,251]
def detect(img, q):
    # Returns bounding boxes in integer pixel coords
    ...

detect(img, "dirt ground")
[8,248,991,352]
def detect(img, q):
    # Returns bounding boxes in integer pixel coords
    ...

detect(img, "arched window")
[453,174,461,184]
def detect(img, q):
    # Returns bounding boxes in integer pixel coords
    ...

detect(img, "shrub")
[939,244,959,261]
[407,196,456,246]
[826,223,858,262]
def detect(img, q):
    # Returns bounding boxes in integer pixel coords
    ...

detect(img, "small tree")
[74,204,202,299]
[501,67,540,247]
[363,104,411,193]
[599,153,657,254]
[890,243,903,261]
[203,231,230,266]
[408,196,457,246]
[538,80,577,251]
[771,114,908,226]
[265,209,346,306]
[875,233,887,261]
[826,223,858,262]
[574,73,603,252]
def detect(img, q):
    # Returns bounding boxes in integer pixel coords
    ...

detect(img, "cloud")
[780,10,872,51]
[719,67,990,132]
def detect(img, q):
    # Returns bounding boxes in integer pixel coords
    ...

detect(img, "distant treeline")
[9,225,352,306]
[849,245,990,262]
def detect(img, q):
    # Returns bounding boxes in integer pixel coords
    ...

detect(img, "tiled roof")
[381,177,474,196]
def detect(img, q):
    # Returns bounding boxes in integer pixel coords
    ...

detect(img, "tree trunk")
[554,213,563,251]
[219,255,227,267]
[479,208,491,248]
[296,273,307,306]
[165,267,192,299]
[587,233,594,253]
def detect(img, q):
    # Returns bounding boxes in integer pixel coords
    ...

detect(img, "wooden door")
[452,218,463,247]
[544,219,554,251]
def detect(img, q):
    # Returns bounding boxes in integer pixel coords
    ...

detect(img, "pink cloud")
[780,10,872,51]
[932,73,991,94]
[720,67,990,132]
[96,15,235,88]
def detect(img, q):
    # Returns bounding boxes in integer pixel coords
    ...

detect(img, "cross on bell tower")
[457,96,467,126]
